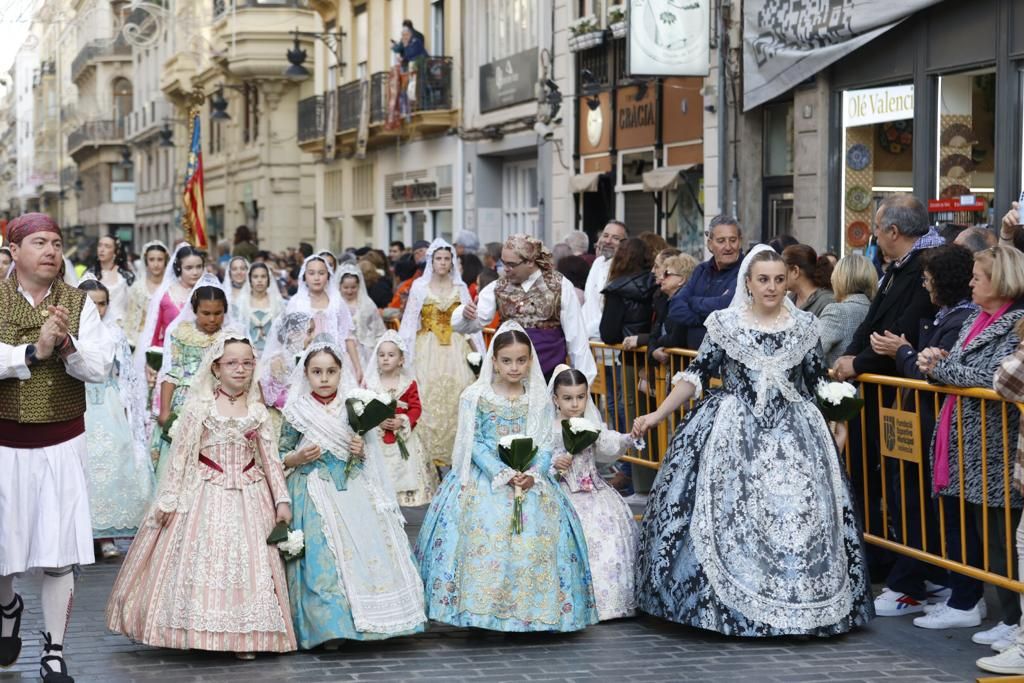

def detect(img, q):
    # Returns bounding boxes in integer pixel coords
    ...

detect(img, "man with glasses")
[453,233,596,383]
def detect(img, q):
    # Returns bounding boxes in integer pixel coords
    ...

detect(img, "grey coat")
[818,294,871,368]
[929,304,1024,508]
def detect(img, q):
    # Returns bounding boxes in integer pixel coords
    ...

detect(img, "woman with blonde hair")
[817,255,877,367]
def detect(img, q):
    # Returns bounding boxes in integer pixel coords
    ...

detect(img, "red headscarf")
[7,213,62,245]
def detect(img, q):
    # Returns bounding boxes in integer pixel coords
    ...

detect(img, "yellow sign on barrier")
[880,407,922,463]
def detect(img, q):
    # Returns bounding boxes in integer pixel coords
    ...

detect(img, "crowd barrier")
[477,327,1024,595]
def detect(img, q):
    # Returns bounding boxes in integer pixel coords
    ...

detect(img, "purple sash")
[527,327,568,377]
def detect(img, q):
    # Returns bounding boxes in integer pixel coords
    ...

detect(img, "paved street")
[0,508,998,683]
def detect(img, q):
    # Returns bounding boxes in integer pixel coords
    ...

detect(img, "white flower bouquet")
[816,380,864,422]
[561,417,601,456]
[467,351,483,376]
[344,388,398,475]
[498,435,538,535]
[267,524,304,561]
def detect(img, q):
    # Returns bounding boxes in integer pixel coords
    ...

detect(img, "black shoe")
[0,593,22,667]
[39,632,73,683]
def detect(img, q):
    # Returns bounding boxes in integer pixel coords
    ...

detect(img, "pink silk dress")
[151,292,183,348]
[106,410,296,653]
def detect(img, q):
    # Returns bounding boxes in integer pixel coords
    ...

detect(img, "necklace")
[312,391,337,405]
[217,387,246,405]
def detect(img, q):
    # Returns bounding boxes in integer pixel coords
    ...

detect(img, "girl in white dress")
[338,263,386,369]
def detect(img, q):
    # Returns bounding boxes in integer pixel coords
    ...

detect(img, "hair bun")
[552,363,572,377]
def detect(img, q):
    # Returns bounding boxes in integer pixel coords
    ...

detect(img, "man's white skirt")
[0,434,94,575]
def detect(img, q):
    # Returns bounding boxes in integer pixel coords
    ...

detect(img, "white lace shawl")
[452,320,551,486]
[221,256,250,308]
[132,242,191,380]
[337,263,386,361]
[287,254,354,344]
[232,263,285,330]
[398,237,484,365]
[158,273,242,382]
[107,320,153,488]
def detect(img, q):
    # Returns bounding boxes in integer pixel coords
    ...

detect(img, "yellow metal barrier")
[478,329,1024,595]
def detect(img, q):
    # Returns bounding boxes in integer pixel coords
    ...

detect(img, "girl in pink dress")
[107,333,297,658]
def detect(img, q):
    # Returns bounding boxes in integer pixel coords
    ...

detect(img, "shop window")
[935,69,995,225]
[840,83,914,255]
[433,209,453,242]
[618,149,655,188]
[484,0,537,63]
[623,191,655,232]
[667,173,705,259]
[763,102,793,177]
[389,212,407,244]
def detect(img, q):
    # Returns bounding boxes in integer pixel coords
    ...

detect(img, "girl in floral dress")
[364,331,439,506]
[280,338,426,648]
[547,364,638,621]
[79,280,154,561]
[106,334,296,658]
[152,275,232,480]
[415,322,598,632]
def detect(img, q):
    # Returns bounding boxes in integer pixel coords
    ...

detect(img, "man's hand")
[1002,202,1021,240]
[833,356,856,382]
[462,300,478,322]
[652,348,669,364]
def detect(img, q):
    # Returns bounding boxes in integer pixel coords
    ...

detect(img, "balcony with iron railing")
[71,35,131,83]
[213,0,311,20]
[336,81,362,133]
[68,119,125,157]
[125,99,171,141]
[297,94,324,147]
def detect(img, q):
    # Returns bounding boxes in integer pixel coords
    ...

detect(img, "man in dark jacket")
[667,214,743,349]
[833,193,942,568]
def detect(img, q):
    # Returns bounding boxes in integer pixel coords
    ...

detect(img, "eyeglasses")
[216,360,256,370]
[503,259,526,269]
[664,272,683,278]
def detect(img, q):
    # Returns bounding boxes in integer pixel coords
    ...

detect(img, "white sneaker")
[874,588,927,617]
[913,602,983,629]
[974,621,1018,646]
[924,598,987,618]
[993,631,1020,653]
[977,644,1024,675]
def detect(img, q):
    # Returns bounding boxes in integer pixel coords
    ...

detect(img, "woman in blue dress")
[280,338,426,648]
[415,321,598,632]
[632,246,873,637]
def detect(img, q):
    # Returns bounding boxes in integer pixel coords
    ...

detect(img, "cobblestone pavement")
[0,510,995,683]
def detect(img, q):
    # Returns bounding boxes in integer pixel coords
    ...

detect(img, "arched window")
[112,77,133,132]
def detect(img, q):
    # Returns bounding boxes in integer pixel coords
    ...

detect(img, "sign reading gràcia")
[843,84,914,128]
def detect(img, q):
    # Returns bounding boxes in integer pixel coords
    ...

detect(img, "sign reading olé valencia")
[879,407,922,463]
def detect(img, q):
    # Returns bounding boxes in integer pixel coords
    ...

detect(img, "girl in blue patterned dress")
[280,339,426,649]
[415,322,598,632]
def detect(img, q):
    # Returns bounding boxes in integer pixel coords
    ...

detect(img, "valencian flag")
[182,109,208,249]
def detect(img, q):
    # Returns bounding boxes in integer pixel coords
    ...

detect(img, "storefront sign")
[111,181,135,204]
[616,85,657,149]
[843,84,914,127]
[743,0,940,111]
[479,48,538,113]
[928,197,985,213]
[628,0,710,77]
[879,407,922,463]
[391,180,439,202]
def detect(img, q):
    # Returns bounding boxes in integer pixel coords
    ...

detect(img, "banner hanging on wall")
[628,0,710,77]
[743,0,940,111]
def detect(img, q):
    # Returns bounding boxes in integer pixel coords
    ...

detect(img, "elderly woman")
[913,245,1024,639]
[866,245,976,620]
[818,255,877,368]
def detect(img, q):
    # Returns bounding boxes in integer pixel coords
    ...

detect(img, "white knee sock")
[0,574,15,638]
[40,567,74,647]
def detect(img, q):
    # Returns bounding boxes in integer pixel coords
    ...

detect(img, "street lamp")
[159,122,174,147]
[281,26,347,82]
[210,88,230,120]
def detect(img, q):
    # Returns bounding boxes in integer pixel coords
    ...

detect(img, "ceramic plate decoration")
[846,221,870,247]
[846,143,870,171]
[846,185,872,212]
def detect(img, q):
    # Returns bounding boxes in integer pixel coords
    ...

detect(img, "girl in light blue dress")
[78,280,154,559]
[280,338,426,649]
[415,322,598,632]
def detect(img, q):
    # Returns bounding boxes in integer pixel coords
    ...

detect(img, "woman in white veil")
[338,263,386,369]
[631,245,873,637]
[415,321,598,632]
[221,255,250,310]
[233,261,284,353]
[398,238,483,467]
[123,240,169,349]
[278,336,427,648]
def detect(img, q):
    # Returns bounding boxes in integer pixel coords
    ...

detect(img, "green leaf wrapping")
[266,521,289,545]
[498,437,537,472]
[817,395,866,423]
[561,420,600,455]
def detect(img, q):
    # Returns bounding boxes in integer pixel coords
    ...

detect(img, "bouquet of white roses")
[561,417,601,455]
[816,380,864,422]
[498,435,538,535]
[345,388,397,476]
[267,522,304,561]
[466,351,482,377]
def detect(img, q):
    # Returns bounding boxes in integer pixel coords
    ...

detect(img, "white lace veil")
[338,262,386,362]
[154,332,268,513]
[233,261,284,329]
[451,320,550,485]
[728,243,796,312]
[282,337,401,517]
[544,363,604,426]
[157,272,238,383]
[399,237,484,364]
[363,329,416,393]
[221,255,250,307]
[259,309,315,407]
[133,242,193,375]
[288,254,354,342]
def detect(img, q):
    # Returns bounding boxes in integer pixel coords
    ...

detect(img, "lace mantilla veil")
[221,256,250,306]
[399,237,484,364]
[364,329,417,392]
[157,273,241,383]
[282,338,401,520]
[451,320,550,486]
[232,262,285,329]
[154,332,270,514]
[727,243,797,313]
[133,242,190,378]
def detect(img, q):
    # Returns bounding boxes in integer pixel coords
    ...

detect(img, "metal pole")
[717,0,728,219]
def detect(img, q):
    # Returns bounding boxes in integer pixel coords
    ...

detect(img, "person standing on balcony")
[0,213,115,683]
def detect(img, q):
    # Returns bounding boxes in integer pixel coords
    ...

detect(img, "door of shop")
[501,160,538,238]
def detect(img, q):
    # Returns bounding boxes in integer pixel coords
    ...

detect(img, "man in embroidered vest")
[0,213,113,683]
[453,233,596,383]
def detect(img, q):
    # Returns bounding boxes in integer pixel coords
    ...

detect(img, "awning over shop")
[642,164,698,192]
[569,172,603,193]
